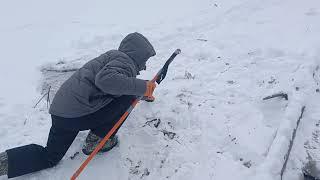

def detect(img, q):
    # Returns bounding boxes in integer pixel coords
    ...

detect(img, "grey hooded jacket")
[49,32,156,118]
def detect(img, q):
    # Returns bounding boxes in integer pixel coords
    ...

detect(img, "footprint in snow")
[0,98,5,108]
[305,8,318,16]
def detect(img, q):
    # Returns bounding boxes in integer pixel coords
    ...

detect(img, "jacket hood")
[118,32,156,71]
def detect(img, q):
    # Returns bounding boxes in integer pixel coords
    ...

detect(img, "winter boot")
[82,131,118,155]
[0,152,8,176]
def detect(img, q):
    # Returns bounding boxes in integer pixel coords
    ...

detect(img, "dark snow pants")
[5,95,135,178]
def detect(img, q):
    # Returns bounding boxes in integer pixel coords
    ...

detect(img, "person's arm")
[95,58,147,96]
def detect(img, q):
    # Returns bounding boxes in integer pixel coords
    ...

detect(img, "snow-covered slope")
[0,0,320,180]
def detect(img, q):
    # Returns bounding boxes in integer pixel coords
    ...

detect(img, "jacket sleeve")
[95,58,147,96]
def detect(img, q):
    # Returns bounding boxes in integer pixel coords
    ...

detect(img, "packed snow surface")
[0,0,320,179]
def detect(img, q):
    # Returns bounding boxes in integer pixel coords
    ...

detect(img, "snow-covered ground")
[0,0,320,179]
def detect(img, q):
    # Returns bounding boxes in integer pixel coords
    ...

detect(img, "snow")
[0,0,320,179]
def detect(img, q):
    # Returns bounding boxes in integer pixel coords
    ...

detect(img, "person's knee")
[44,147,63,168]
[24,144,62,168]
[26,144,61,167]
[46,156,62,168]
